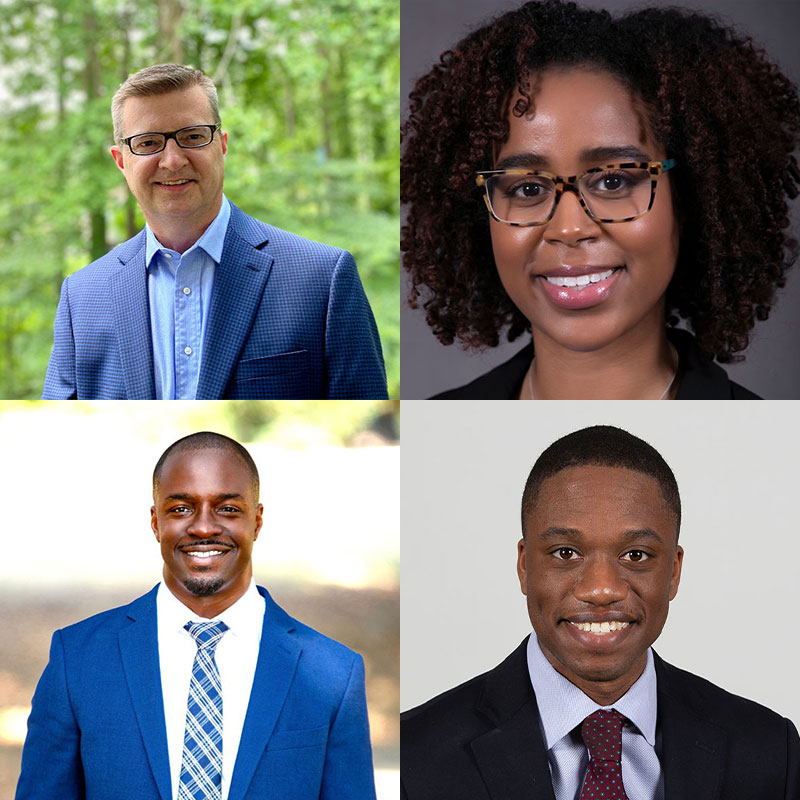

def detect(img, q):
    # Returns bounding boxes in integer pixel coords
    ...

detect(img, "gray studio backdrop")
[400,400,800,733]
[401,0,800,399]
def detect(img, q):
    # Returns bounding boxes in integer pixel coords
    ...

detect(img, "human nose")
[573,555,628,605]
[187,505,221,537]
[157,136,189,169]
[542,186,601,245]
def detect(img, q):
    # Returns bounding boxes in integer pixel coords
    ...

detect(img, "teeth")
[159,179,190,185]
[570,620,630,634]
[184,550,223,558]
[546,269,614,288]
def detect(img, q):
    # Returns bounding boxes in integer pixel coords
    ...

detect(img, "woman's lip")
[540,265,620,278]
[536,267,624,310]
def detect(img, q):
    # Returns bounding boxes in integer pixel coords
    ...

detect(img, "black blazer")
[401,638,800,799]
[432,329,760,399]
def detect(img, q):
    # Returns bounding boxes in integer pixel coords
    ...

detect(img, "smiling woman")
[401,0,800,398]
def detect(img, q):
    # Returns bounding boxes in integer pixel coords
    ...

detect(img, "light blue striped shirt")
[145,195,231,399]
[527,632,664,800]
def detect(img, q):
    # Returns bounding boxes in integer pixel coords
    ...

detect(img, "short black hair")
[153,431,260,496]
[521,425,680,538]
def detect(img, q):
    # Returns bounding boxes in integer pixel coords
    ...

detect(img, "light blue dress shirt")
[526,633,664,800]
[145,195,231,399]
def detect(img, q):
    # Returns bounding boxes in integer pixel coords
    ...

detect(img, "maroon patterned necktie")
[578,709,629,800]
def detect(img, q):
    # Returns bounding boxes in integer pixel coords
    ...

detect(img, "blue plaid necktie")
[178,620,229,800]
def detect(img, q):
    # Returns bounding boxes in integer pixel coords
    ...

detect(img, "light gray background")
[400,400,800,733]
[401,0,800,399]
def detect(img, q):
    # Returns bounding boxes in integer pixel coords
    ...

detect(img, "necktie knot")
[184,620,229,651]
[581,708,627,762]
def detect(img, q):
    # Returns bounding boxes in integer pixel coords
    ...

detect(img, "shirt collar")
[156,576,265,644]
[526,631,658,748]
[145,194,231,270]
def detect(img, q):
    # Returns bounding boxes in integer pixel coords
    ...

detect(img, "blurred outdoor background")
[0,0,400,398]
[0,400,399,798]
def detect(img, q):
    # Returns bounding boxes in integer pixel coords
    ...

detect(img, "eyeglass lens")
[128,126,214,155]
[486,168,654,223]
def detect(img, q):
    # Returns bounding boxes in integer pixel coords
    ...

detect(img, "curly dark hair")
[401,0,800,361]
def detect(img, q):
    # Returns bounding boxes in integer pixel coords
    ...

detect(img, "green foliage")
[0,0,399,398]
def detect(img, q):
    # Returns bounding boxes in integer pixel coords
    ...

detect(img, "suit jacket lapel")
[470,638,557,800]
[197,207,274,399]
[118,587,171,800]
[470,644,727,800]
[109,233,156,398]
[655,653,725,800]
[227,587,302,800]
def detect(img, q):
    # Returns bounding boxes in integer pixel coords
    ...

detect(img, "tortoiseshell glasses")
[476,159,677,226]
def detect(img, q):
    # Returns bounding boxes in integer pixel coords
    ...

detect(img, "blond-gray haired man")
[43,64,387,400]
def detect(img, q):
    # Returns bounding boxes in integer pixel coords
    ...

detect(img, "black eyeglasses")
[117,123,222,156]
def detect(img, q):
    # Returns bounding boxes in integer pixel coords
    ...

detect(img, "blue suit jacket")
[15,586,377,800]
[42,204,388,399]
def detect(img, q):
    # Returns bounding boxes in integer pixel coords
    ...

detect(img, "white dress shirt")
[157,579,265,800]
[527,632,664,800]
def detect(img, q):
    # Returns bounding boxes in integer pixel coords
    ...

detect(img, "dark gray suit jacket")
[401,637,800,799]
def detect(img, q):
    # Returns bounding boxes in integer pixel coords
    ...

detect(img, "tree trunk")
[158,0,185,63]
[84,3,107,261]
[120,7,138,239]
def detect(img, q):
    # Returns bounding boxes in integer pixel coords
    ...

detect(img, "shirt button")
[184,346,192,356]
[182,286,191,295]
[164,253,172,259]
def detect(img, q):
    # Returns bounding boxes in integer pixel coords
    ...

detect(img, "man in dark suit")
[401,425,800,799]
[16,432,376,800]
[42,63,387,400]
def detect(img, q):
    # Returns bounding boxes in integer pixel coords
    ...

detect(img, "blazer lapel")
[471,638,557,800]
[227,587,302,800]
[197,208,274,399]
[118,587,171,800]
[655,653,726,800]
[109,233,156,398]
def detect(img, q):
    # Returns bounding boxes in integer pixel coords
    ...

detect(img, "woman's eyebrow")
[494,152,549,170]
[581,145,653,163]
[494,145,653,171]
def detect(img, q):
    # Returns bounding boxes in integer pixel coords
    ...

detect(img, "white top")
[527,632,663,800]
[157,579,265,800]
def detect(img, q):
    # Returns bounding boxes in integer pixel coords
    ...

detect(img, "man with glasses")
[42,64,387,400]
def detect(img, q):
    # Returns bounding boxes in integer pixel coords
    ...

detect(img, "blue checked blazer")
[16,586,377,800]
[42,204,388,399]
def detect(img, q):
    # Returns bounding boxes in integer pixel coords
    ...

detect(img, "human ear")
[517,538,529,596]
[150,506,160,542]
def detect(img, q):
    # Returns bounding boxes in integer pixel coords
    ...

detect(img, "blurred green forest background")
[0,0,399,398]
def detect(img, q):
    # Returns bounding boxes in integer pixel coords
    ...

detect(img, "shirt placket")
[173,253,201,399]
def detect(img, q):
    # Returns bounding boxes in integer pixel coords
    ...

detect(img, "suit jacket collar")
[108,204,276,399]
[471,640,727,800]
[119,583,302,800]
[196,203,275,399]
[118,586,170,800]
[228,587,302,800]
[470,637,557,800]
[110,232,157,398]
[654,652,725,800]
